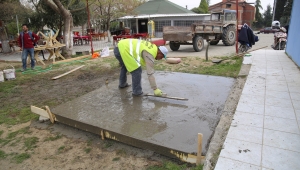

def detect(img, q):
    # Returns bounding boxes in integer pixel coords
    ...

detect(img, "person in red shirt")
[18,24,39,71]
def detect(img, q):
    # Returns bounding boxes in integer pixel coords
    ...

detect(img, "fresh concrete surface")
[215,50,300,170]
[51,72,235,154]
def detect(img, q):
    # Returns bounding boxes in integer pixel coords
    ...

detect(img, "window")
[226,4,231,8]
[174,20,199,27]
[154,20,171,32]
[225,13,232,21]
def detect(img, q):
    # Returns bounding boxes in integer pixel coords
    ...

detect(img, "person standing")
[114,39,168,97]
[18,24,39,71]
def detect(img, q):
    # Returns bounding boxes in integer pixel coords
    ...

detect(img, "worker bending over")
[114,39,168,97]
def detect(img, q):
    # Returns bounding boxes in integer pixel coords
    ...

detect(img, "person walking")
[18,24,39,71]
[114,39,168,97]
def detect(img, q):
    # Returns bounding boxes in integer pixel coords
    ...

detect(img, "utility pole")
[235,0,238,54]
[272,0,277,22]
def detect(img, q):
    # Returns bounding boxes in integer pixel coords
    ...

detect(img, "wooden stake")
[52,65,85,80]
[196,133,203,165]
[145,94,188,101]
[45,106,56,123]
[101,130,105,140]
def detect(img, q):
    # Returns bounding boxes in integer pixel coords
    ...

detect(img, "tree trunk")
[106,21,111,43]
[44,0,73,58]
[62,13,73,58]
[0,21,11,53]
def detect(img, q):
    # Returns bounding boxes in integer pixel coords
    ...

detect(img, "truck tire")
[222,25,236,46]
[210,40,220,45]
[193,36,204,52]
[169,41,180,51]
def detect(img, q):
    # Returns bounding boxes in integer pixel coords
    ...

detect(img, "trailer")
[163,10,237,52]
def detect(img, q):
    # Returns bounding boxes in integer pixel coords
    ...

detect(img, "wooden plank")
[52,65,85,80]
[53,55,90,64]
[196,133,203,165]
[145,94,188,101]
[31,105,49,118]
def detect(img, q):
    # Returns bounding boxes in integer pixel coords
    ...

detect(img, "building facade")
[209,0,255,27]
[286,0,300,66]
[119,14,210,38]
[117,0,210,38]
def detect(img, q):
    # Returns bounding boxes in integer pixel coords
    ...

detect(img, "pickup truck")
[259,27,279,34]
[163,10,237,52]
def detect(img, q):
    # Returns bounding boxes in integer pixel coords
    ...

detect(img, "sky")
[168,0,274,13]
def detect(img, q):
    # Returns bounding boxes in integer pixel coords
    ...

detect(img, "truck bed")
[163,26,193,41]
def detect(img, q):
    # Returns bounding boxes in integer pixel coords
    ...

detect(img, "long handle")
[145,94,188,101]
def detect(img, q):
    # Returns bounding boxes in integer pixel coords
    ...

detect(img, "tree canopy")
[252,0,263,28]
[191,0,209,14]
[263,4,273,27]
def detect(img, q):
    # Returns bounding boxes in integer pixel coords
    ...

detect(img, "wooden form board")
[52,65,85,80]
[53,55,90,64]
[31,106,49,118]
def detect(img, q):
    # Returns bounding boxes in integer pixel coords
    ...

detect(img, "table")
[73,36,90,45]
[26,46,46,65]
[112,35,133,46]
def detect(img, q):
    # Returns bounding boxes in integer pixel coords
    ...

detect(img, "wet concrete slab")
[52,72,235,155]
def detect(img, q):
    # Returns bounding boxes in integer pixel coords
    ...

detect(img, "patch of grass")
[191,164,204,170]
[87,138,93,146]
[12,153,31,163]
[112,157,120,161]
[24,137,38,150]
[146,162,187,170]
[9,137,21,147]
[58,146,65,153]
[0,150,7,159]
[6,126,31,139]
[84,147,92,154]
[0,106,39,125]
[0,130,3,137]
[116,149,127,156]
[103,141,114,148]
[57,145,73,154]
[44,134,62,141]
[0,138,11,146]
[155,56,242,78]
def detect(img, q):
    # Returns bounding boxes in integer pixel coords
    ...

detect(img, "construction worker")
[114,39,168,97]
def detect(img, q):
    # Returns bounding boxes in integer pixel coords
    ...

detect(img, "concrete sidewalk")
[215,50,300,170]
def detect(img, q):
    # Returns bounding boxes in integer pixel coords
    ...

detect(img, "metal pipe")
[86,0,94,54]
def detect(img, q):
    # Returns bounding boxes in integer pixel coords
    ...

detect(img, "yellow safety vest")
[118,39,158,72]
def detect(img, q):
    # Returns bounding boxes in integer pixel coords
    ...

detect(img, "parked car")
[259,27,279,34]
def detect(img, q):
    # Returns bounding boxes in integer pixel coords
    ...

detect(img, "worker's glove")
[154,88,163,97]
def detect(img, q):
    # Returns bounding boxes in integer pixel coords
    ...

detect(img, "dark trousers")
[114,47,143,95]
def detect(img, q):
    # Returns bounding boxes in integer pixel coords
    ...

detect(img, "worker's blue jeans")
[114,47,143,95]
[22,48,35,69]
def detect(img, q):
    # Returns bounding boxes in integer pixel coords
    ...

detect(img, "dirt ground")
[0,54,245,170]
